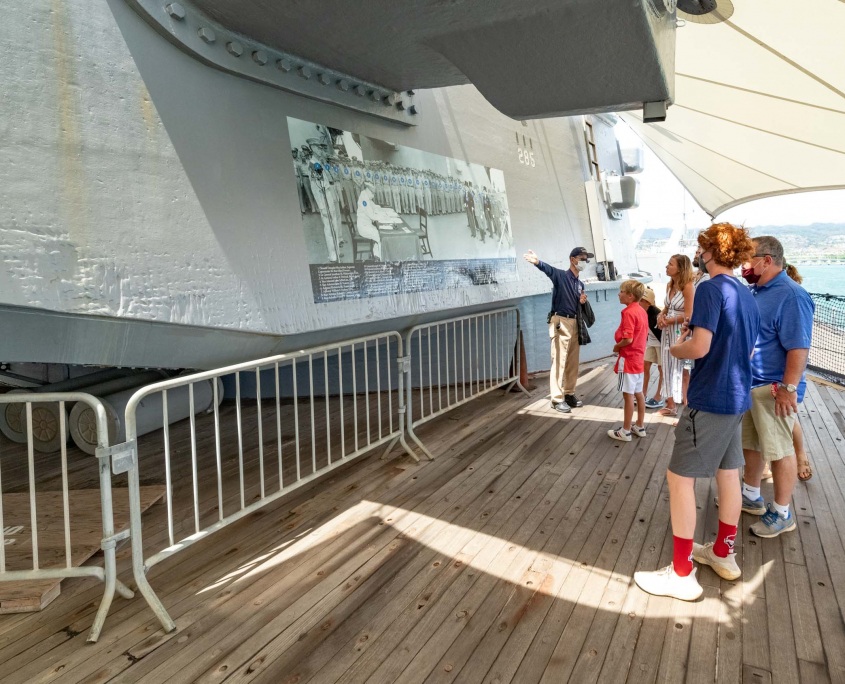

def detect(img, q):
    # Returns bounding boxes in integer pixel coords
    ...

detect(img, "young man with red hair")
[635,223,760,600]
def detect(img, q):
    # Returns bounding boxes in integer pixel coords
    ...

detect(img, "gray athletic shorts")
[668,406,744,478]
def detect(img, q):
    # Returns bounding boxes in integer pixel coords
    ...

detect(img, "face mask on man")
[742,266,760,284]
[742,257,768,284]
[575,261,586,272]
[692,256,700,268]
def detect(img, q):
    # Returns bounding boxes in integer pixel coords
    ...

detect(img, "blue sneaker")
[644,398,665,409]
[741,494,766,516]
[750,503,797,538]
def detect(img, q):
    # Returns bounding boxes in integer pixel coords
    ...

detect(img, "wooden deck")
[1,360,845,683]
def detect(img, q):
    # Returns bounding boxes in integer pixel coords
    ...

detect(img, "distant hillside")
[747,223,845,257]
[747,223,845,240]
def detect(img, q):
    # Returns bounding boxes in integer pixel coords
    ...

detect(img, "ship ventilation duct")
[620,147,645,174]
[604,175,640,212]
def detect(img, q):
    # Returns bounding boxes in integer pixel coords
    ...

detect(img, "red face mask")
[742,266,760,284]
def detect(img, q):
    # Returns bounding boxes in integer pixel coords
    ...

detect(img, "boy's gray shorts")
[668,407,744,478]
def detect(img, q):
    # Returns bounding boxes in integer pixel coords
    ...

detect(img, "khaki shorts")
[742,384,796,462]
[644,346,661,365]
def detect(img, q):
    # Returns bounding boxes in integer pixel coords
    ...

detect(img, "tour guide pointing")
[523,247,593,413]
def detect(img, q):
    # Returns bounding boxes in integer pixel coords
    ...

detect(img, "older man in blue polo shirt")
[740,236,814,538]
[524,246,593,413]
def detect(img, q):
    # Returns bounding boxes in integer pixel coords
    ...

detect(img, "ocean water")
[792,263,845,296]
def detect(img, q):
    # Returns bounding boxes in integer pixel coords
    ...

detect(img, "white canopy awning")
[620,0,845,218]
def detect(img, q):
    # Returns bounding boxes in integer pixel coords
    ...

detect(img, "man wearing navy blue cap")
[524,246,594,413]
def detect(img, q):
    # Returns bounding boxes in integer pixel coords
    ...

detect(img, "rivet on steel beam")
[396,100,406,111]
[317,73,331,86]
[353,85,365,97]
[165,3,186,20]
[369,90,382,102]
[277,58,293,72]
[226,41,243,57]
[336,79,350,92]
[298,65,312,80]
[409,105,418,115]
[198,27,216,43]
[252,50,268,66]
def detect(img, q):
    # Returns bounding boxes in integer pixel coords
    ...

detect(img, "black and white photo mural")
[288,117,518,303]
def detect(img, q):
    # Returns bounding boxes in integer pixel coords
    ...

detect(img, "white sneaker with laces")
[693,542,741,581]
[607,427,632,442]
[631,425,647,438]
[634,565,703,601]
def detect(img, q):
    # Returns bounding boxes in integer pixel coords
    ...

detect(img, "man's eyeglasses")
[753,253,772,258]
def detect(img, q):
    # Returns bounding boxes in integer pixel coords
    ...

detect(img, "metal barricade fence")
[808,292,845,385]
[0,392,133,642]
[404,307,529,459]
[119,332,415,634]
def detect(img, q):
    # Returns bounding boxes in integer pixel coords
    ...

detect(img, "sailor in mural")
[482,188,494,238]
[473,187,488,239]
[305,139,343,262]
[297,146,318,215]
[292,149,309,214]
[390,170,402,212]
[414,170,424,214]
[464,182,479,239]
[355,180,401,260]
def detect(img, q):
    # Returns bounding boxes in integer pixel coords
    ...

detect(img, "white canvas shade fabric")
[620,0,845,217]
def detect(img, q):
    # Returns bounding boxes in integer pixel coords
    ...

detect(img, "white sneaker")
[607,427,632,442]
[693,542,741,581]
[634,565,703,601]
[631,425,647,438]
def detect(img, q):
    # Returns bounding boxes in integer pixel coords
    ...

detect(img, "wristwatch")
[779,382,797,393]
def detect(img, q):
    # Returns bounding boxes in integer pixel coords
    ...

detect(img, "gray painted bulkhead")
[0,0,641,374]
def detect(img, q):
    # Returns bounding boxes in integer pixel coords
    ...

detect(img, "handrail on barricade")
[0,392,134,642]
[404,307,529,459]
[120,332,416,634]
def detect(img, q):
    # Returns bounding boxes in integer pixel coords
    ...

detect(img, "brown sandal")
[797,457,813,482]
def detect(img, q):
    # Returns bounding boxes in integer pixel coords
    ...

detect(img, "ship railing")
[119,331,415,635]
[0,392,134,642]
[404,307,530,459]
[808,292,845,385]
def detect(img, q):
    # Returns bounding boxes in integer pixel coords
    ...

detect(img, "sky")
[614,122,845,237]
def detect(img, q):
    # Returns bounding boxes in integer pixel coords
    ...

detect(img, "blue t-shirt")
[749,270,815,401]
[687,275,761,415]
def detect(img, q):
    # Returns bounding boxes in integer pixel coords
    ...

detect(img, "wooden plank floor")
[1,360,845,683]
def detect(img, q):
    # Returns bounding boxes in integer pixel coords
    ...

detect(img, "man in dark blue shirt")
[635,223,760,601]
[523,246,593,413]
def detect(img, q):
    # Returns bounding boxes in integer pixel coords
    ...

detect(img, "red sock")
[714,521,737,558]
[673,536,694,577]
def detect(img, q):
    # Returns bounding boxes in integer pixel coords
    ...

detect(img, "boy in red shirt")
[609,280,649,442]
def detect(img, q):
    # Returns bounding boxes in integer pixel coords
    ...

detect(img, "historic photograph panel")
[288,117,517,302]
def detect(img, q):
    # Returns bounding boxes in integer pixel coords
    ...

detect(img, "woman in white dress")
[657,254,694,416]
